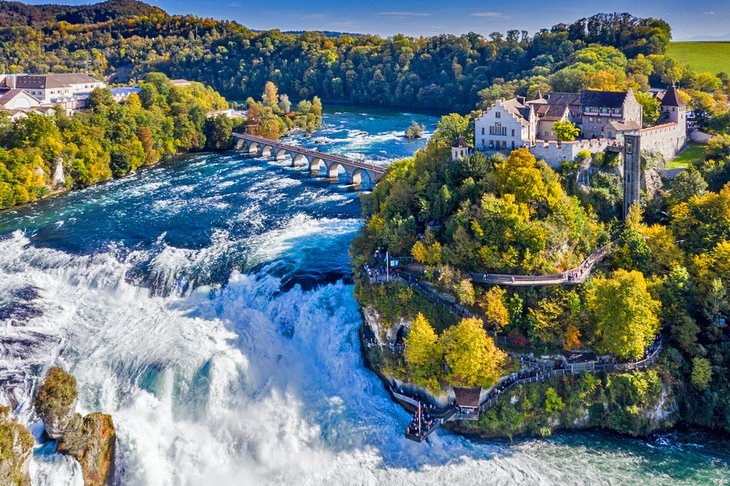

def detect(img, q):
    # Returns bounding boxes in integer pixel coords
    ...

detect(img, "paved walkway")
[468,242,613,286]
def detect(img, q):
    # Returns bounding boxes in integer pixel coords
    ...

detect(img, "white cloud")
[378,11,432,17]
[704,10,716,15]
[470,12,508,19]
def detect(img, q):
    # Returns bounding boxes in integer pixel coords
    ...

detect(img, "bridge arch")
[352,168,373,189]
[309,157,327,176]
[247,142,260,154]
[260,145,274,158]
[292,153,308,167]
[274,148,289,161]
[326,161,349,182]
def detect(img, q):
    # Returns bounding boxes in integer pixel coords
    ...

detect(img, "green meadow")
[667,42,730,74]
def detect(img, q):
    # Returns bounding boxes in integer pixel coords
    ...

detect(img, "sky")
[24,0,730,40]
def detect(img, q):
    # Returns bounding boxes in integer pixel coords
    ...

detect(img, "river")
[0,105,727,485]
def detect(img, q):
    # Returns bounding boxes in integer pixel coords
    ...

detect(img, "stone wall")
[640,123,686,161]
[529,138,619,168]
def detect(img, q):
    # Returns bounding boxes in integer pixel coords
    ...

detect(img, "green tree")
[204,115,234,151]
[668,169,707,206]
[545,387,564,413]
[635,91,661,125]
[690,357,712,390]
[553,119,580,142]
[440,317,506,387]
[589,269,661,360]
[404,313,443,391]
[433,113,470,146]
[405,121,425,140]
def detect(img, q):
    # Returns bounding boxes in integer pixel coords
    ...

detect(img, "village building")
[451,137,470,161]
[0,89,56,121]
[474,97,535,151]
[472,86,687,167]
[1,73,106,104]
[110,87,142,103]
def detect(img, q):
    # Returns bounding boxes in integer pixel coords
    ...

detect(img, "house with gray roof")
[473,85,687,166]
[2,73,105,104]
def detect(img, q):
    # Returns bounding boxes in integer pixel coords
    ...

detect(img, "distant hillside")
[0,0,165,25]
[667,41,730,75]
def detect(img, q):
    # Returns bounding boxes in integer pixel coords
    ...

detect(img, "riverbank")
[358,299,681,441]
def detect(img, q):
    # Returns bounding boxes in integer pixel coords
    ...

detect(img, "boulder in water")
[34,367,116,486]
[0,406,34,486]
[34,367,77,440]
[57,413,116,486]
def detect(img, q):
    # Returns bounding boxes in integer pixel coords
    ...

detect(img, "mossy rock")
[34,367,78,439]
[58,413,116,486]
[0,406,34,486]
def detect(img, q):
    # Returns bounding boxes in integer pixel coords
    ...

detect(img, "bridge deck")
[233,132,386,174]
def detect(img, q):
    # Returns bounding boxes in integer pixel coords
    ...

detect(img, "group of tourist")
[566,260,593,282]
[636,334,662,362]
[483,368,549,406]
[406,403,438,438]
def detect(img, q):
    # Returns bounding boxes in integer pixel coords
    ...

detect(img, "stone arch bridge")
[232,132,386,188]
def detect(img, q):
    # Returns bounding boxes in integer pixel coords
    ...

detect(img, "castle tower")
[623,134,641,218]
[451,137,470,161]
[659,85,688,156]
[660,85,686,126]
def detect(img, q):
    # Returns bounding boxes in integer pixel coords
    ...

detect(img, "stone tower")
[623,134,641,218]
[451,137,469,161]
[660,85,686,126]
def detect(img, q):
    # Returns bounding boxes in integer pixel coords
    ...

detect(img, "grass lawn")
[667,143,706,169]
[667,42,730,74]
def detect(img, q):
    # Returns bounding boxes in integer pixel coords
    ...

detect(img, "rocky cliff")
[34,367,116,486]
[0,407,33,486]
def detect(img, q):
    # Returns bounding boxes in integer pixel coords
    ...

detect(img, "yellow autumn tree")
[404,313,442,392]
[481,286,509,329]
[440,317,506,388]
[588,269,661,360]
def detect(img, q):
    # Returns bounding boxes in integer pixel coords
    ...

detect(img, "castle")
[472,86,687,167]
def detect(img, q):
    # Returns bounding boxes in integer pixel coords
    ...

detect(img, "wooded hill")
[0,3,685,112]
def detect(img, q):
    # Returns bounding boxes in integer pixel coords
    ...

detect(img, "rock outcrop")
[34,367,116,486]
[35,367,78,439]
[57,413,116,486]
[0,407,34,486]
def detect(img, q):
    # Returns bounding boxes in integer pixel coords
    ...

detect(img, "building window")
[489,124,507,136]
[495,111,501,119]
[511,129,515,137]
[481,127,485,135]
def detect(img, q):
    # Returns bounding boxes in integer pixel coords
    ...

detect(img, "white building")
[474,87,687,167]
[2,73,106,104]
[474,97,535,152]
